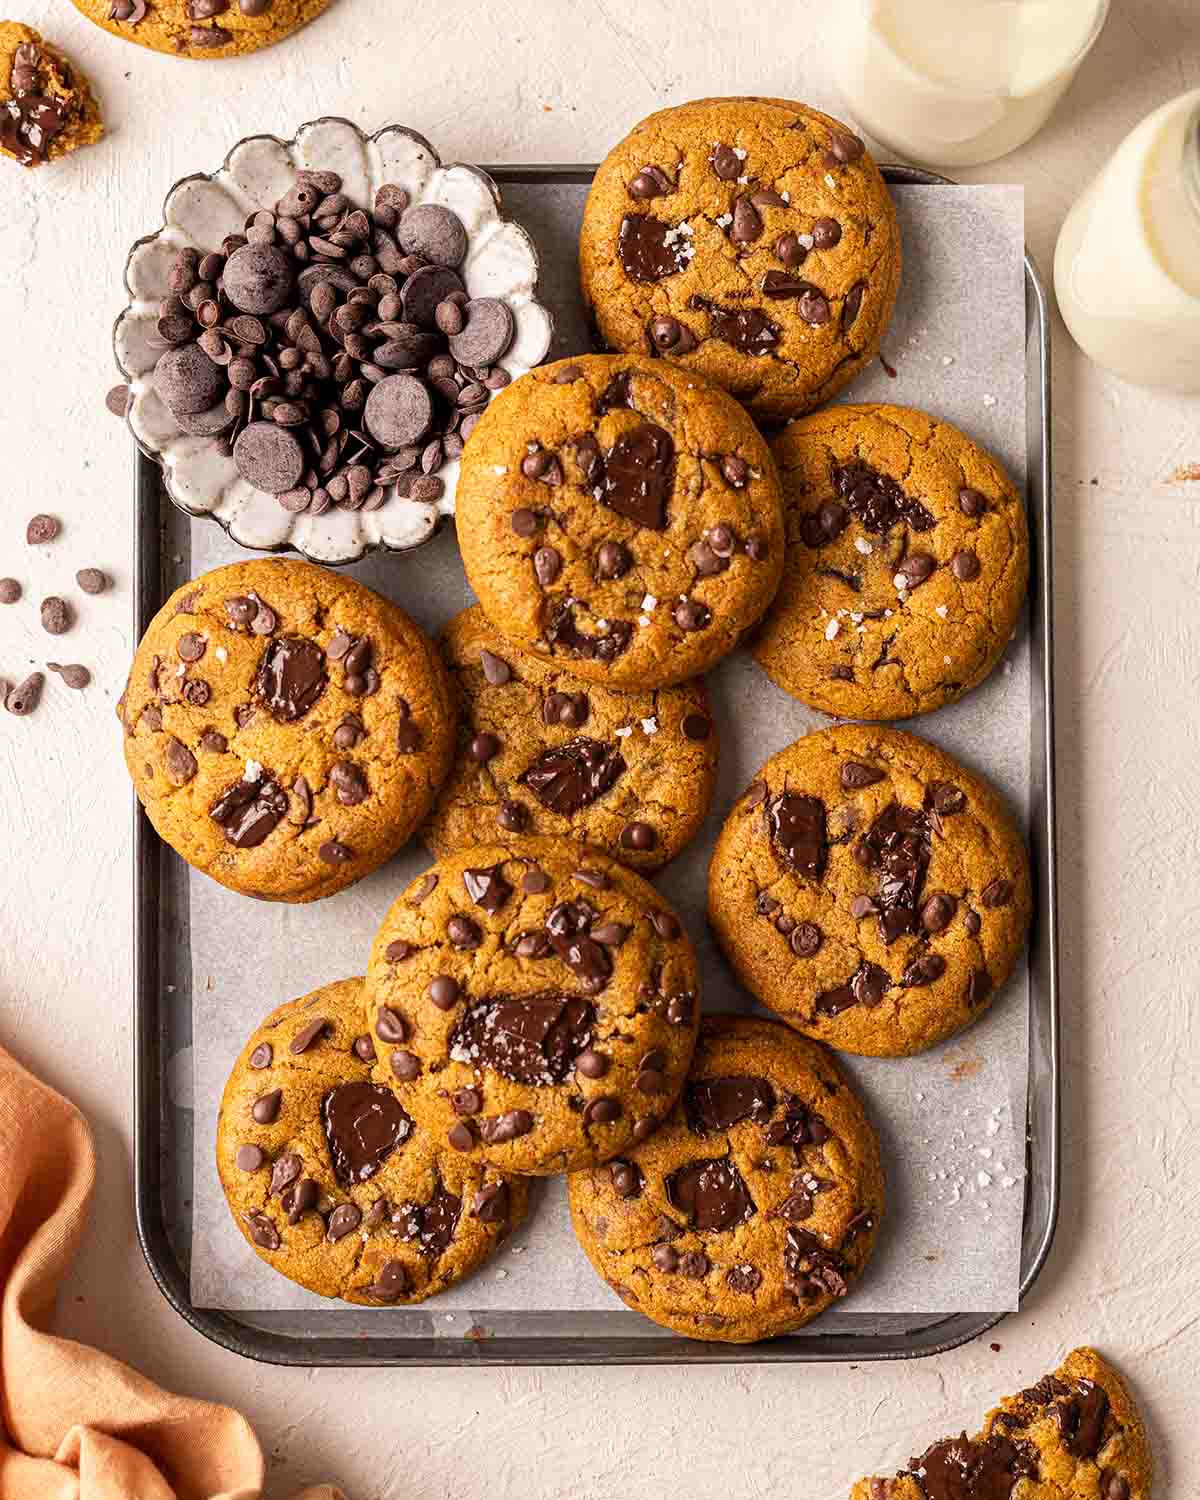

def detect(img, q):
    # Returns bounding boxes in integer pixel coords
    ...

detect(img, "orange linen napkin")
[0,1040,344,1500]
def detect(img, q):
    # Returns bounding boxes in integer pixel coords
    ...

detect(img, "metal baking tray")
[132,163,1059,1366]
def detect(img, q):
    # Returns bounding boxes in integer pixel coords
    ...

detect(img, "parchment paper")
[186,184,1030,1320]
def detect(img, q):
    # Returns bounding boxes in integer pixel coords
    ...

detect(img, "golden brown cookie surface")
[70,0,332,59]
[217,978,527,1304]
[708,726,1030,1058]
[851,1347,1153,1500]
[118,559,455,903]
[423,605,719,871]
[568,1013,883,1343]
[580,96,901,422]
[455,354,785,689]
[1,23,103,167]
[365,838,701,1176]
[755,404,1029,721]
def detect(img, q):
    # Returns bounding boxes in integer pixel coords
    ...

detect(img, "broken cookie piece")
[1,22,103,168]
[851,1346,1152,1500]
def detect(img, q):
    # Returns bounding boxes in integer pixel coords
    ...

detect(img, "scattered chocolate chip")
[39,597,72,635]
[47,663,90,689]
[812,217,843,249]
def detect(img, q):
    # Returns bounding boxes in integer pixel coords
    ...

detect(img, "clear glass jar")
[834,0,1110,169]
[1055,90,1200,393]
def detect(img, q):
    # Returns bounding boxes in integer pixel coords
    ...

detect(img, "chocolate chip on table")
[0,579,21,604]
[47,663,90,689]
[26,514,60,545]
[40,597,72,635]
[448,298,515,367]
[4,673,43,716]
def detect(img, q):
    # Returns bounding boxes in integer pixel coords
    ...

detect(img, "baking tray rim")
[132,161,1060,1367]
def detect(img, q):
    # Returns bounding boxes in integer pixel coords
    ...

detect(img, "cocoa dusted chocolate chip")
[39,596,72,635]
[234,421,305,494]
[47,663,90,689]
[449,297,515,366]
[26,513,60,545]
[0,578,21,604]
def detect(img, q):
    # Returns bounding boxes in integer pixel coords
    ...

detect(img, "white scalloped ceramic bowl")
[114,117,553,565]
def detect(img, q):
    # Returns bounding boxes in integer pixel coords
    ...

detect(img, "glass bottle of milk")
[1055,91,1200,393]
[835,0,1110,168]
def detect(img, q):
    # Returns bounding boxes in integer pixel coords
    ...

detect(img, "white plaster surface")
[0,2,1197,1496]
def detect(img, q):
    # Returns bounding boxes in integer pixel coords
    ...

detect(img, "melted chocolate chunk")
[519,737,626,815]
[618,213,692,282]
[462,863,513,913]
[545,899,612,988]
[321,1082,411,1185]
[782,1226,850,1300]
[689,295,780,355]
[858,802,932,944]
[764,1095,832,1150]
[391,1180,461,1255]
[255,637,326,721]
[665,1158,756,1232]
[210,774,288,848]
[767,793,828,880]
[1,47,66,168]
[599,423,673,529]
[596,370,634,414]
[450,994,595,1085]
[908,1434,1038,1500]
[832,460,936,534]
[815,962,891,1017]
[545,601,634,663]
[1055,1381,1110,1460]
[686,1076,776,1134]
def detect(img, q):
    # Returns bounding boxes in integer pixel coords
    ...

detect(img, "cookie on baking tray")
[851,1346,1152,1500]
[71,0,333,60]
[1,22,103,168]
[580,96,901,422]
[117,558,455,903]
[455,353,785,690]
[422,605,719,872]
[364,837,701,1176]
[754,403,1029,721]
[217,978,527,1303]
[568,1013,883,1344]
[708,725,1031,1058]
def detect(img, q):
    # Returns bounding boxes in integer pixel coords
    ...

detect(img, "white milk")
[835,0,1108,168]
[1055,90,1200,393]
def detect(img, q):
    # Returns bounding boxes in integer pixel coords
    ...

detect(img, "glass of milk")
[1055,90,1200,393]
[835,0,1110,168]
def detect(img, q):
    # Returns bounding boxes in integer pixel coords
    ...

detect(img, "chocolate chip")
[479,649,511,686]
[964,909,982,936]
[249,1043,272,1069]
[40,597,72,635]
[236,1144,264,1171]
[1100,1473,1130,1500]
[447,915,482,949]
[319,839,354,865]
[105,384,132,418]
[791,922,823,957]
[0,578,20,604]
[629,164,673,198]
[164,737,197,785]
[478,1109,533,1143]
[921,893,956,933]
[522,869,551,895]
[47,663,90,689]
[365,1260,409,1302]
[726,1264,763,1294]
[826,129,865,164]
[812,217,842,249]
[26,513,60,545]
[648,315,697,355]
[448,1122,476,1152]
[252,1089,282,1123]
[468,731,500,762]
[533,546,561,587]
[632,1117,658,1142]
[397,203,467,267]
[681,712,711,741]
[327,1203,361,1242]
[775,232,807,269]
[895,552,937,590]
[966,968,993,1006]
[841,761,885,790]
[242,1212,279,1251]
[596,540,632,579]
[449,298,515,366]
[520,737,626,816]
[610,1161,643,1198]
[583,1097,621,1126]
[234,421,305,494]
[982,878,1013,908]
[928,782,966,815]
[673,598,711,632]
[959,487,988,517]
[902,953,946,987]
[710,143,741,179]
[472,1182,511,1223]
[511,507,539,537]
[376,1007,408,1044]
[576,1049,609,1079]
[390,1051,421,1081]
[620,821,656,851]
[730,195,763,244]
[649,910,679,940]
[269,1153,302,1195]
[652,1243,679,1273]
[951,548,981,581]
[428,975,460,1010]
[223,242,294,315]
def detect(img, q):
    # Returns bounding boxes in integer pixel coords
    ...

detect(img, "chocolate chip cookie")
[754,404,1029,720]
[364,837,701,1175]
[217,978,527,1303]
[853,1347,1152,1500]
[708,725,1030,1057]
[1,23,103,168]
[118,559,455,902]
[568,1013,883,1343]
[71,0,332,59]
[455,354,785,689]
[580,96,901,422]
[422,605,719,871]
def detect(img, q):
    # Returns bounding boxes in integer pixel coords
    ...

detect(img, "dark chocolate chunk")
[767,792,827,880]
[665,1158,755,1232]
[519,737,626,816]
[322,1082,411,1185]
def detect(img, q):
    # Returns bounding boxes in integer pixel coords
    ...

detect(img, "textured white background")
[1,2,1198,1497]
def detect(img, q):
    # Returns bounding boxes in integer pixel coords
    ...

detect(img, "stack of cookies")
[118,95,1033,1347]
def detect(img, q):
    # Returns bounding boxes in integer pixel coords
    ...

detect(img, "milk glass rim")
[857,0,1112,101]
